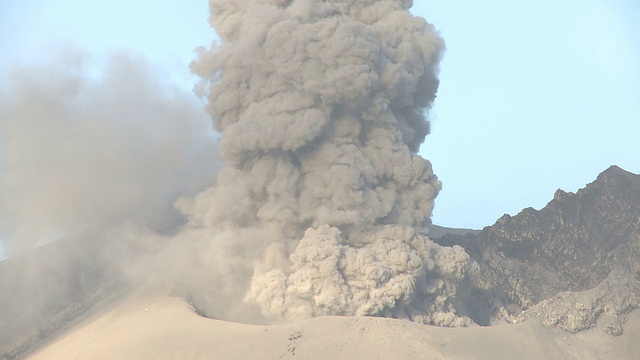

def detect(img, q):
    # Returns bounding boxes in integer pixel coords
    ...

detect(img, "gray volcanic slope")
[0,235,125,360]
[2,166,639,358]
[435,165,640,332]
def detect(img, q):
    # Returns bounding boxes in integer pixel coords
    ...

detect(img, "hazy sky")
[1,0,638,230]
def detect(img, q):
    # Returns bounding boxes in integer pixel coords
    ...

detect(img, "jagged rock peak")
[434,165,640,333]
[596,165,640,186]
[498,165,639,229]
[551,165,638,207]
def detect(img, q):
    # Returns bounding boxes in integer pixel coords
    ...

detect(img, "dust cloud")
[182,0,476,326]
[1,0,477,333]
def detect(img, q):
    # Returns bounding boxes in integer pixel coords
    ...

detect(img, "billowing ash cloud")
[0,51,218,254]
[184,0,476,326]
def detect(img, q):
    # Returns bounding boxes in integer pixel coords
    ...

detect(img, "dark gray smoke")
[184,0,476,326]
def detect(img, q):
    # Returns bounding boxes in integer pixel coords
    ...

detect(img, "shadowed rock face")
[436,165,640,330]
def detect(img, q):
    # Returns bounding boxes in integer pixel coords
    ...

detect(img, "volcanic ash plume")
[186,0,475,326]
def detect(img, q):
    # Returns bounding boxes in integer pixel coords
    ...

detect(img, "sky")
[0,0,638,235]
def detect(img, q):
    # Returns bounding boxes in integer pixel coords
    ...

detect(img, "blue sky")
[1,0,638,231]
[415,0,640,228]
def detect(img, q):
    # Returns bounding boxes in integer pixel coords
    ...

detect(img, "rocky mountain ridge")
[436,165,640,333]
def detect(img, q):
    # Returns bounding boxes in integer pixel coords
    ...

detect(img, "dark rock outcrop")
[437,166,640,332]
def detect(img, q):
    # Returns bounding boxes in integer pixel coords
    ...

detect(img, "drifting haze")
[0,51,218,254]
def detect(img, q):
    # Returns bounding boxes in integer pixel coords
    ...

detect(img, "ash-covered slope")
[25,294,640,360]
[436,165,640,332]
[0,235,125,360]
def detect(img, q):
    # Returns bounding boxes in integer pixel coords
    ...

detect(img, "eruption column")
[186,0,475,326]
